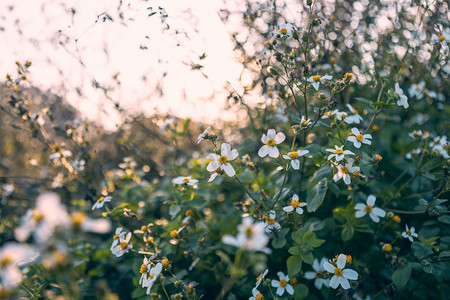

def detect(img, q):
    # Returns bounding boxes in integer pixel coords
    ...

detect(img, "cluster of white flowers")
[139,257,163,294]
[222,216,271,254]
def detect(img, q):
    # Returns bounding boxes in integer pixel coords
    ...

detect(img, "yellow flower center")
[383,244,392,252]
[290,199,300,208]
[97,197,104,203]
[365,205,373,213]
[72,212,86,228]
[334,267,343,277]
[268,218,275,225]
[289,152,299,159]
[346,255,352,264]
[279,28,287,35]
[438,35,445,42]
[120,241,129,249]
[372,124,379,131]
[148,273,155,280]
[219,155,228,164]
[0,255,12,268]
[266,139,276,147]
[255,294,264,300]
[406,230,412,236]
[162,257,170,268]
[342,166,349,174]
[140,264,148,274]
[113,233,120,240]
[32,210,44,223]
[312,75,321,82]
[344,73,354,80]
[245,227,254,238]
[183,178,190,184]
[279,279,287,287]
[342,113,348,119]
[267,91,273,97]
[141,225,148,232]
[290,278,297,285]
[334,149,344,154]
[352,171,359,177]
[356,134,364,142]
[170,230,178,238]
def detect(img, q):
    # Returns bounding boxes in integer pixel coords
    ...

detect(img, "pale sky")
[0,0,253,130]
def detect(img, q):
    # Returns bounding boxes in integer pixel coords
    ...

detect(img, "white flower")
[304,258,330,290]
[283,149,309,170]
[345,104,363,124]
[197,127,210,144]
[408,81,425,99]
[15,193,71,244]
[283,194,307,215]
[308,74,332,91]
[222,217,271,254]
[402,224,418,242]
[258,129,285,158]
[142,262,163,294]
[429,136,449,158]
[264,210,281,233]
[354,195,386,223]
[92,196,112,210]
[72,159,85,171]
[255,269,268,288]
[326,145,355,161]
[172,176,199,186]
[408,130,430,140]
[111,232,133,257]
[271,272,294,296]
[405,148,422,159]
[333,159,360,185]
[139,257,152,286]
[206,143,239,177]
[249,287,263,300]
[394,83,409,109]
[322,110,338,119]
[110,227,124,250]
[347,128,372,148]
[0,243,37,290]
[272,23,294,38]
[300,116,312,127]
[71,212,111,234]
[323,254,358,290]
[431,32,449,49]
[119,157,137,169]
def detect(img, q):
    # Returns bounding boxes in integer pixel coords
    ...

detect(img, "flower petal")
[343,269,358,280]
[340,277,350,289]
[258,145,269,157]
[372,207,386,218]
[267,129,276,139]
[268,147,280,158]
[323,262,335,273]
[336,254,347,269]
[221,143,231,156]
[227,149,239,161]
[291,159,300,170]
[367,195,376,206]
[274,132,286,144]
[222,163,235,177]
[207,161,221,172]
[330,276,339,289]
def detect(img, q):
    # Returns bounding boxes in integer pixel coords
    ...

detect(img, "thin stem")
[234,175,258,202]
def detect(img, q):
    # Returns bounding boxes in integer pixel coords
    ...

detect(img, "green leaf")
[288,246,303,256]
[355,224,374,234]
[341,226,354,242]
[291,231,303,244]
[309,238,325,248]
[372,102,395,108]
[354,97,373,105]
[272,237,287,249]
[169,205,181,219]
[438,251,450,259]
[287,255,303,278]
[392,263,412,290]
[306,178,328,212]
[437,215,450,225]
[303,144,322,155]
[327,181,340,198]
[294,284,309,299]
[301,252,314,265]
[412,242,433,259]
[302,232,315,244]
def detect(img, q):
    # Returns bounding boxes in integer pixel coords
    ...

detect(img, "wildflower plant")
[0,1,449,300]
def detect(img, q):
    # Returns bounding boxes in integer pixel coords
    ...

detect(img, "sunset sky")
[1,0,257,130]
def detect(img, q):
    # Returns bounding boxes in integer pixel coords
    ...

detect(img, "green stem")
[234,175,258,202]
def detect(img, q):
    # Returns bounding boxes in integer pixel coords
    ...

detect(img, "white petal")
[351,128,360,136]
[221,143,231,156]
[298,150,309,156]
[276,287,284,296]
[222,163,235,177]
[207,161,221,172]
[282,154,291,160]
[267,129,276,139]
[355,210,366,218]
[322,75,332,80]
[323,262,335,273]
[367,195,376,206]
[340,277,350,289]
[268,147,279,158]
[207,153,220,160]
[369,213,380,223]
[291,159,300,170]
[336,254,346,269]
[285,284,294,295]
[343,174,351,185]
[295,207,304,215]
[261,134,268,144]
[227,149,239,161]
[271,280,280,287]
[258,145,269,157]
[330,276,339,289]
[274,132,286,144]
[372,207,386,217]
[348,136,357,143]
[283,206,294,212]
[304,271,316,279]
[343,269,358,280]
[311,82,320,90]
[354,203,366,210]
